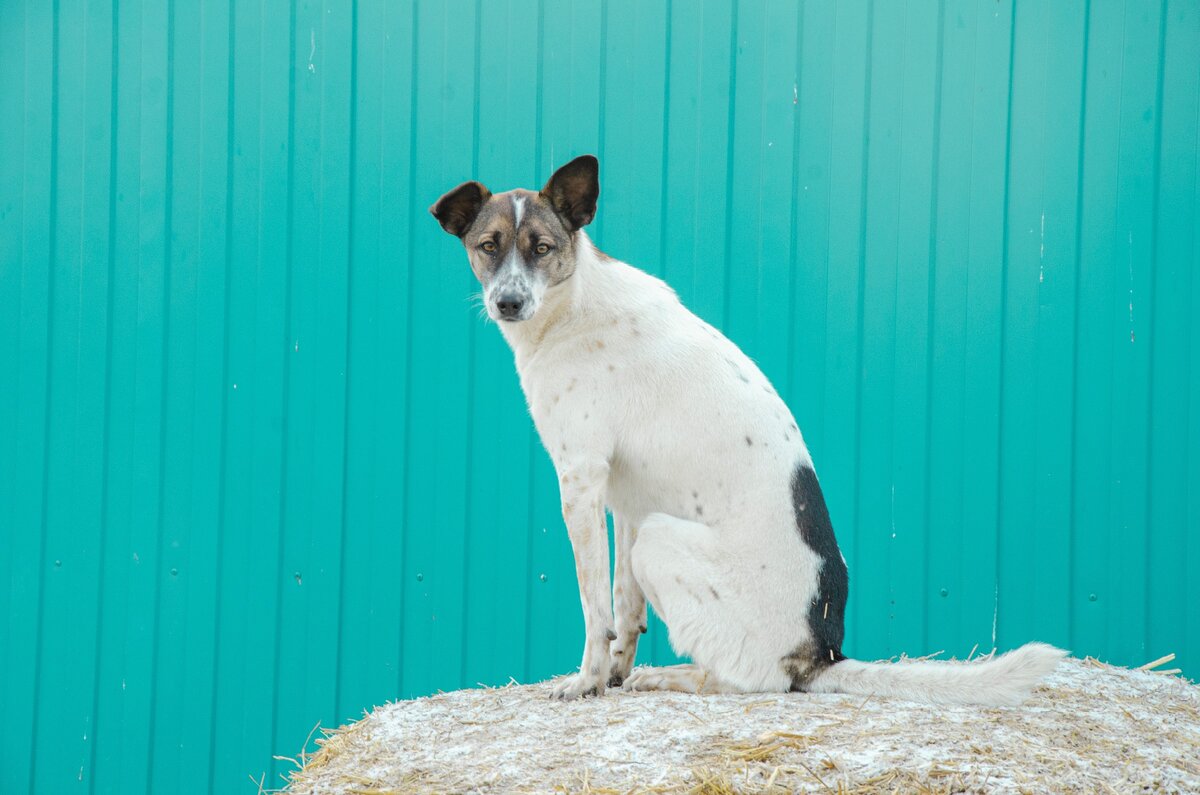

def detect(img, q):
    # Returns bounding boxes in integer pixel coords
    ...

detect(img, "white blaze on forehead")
[488,196,533,305]
[492,243,525,292]
[512,195,526,228]
[497,248,521,280]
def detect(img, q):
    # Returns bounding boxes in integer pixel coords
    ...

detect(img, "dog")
[430,154,1066,705]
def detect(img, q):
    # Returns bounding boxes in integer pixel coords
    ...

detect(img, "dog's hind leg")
[608,513,647,687]
[630,513,793,694]
[622,663,739,694]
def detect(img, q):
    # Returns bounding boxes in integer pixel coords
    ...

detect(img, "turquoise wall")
[2,0,1198,792]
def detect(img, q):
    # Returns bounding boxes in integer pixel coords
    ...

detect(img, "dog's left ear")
[541,155,599,232]
[430,180,492,238]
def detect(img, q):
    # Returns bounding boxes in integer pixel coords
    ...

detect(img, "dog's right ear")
[430,181,492,239]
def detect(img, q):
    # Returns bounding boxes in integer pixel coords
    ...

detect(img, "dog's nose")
[496,294,525,319]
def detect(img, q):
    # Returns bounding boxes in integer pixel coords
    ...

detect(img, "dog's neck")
[496,230,602,366]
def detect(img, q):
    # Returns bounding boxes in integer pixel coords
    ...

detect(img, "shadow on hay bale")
[278,655,1199,794]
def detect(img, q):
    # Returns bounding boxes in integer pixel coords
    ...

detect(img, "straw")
[281,655,1199,794]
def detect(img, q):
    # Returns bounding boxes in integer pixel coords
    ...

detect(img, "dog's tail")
[806,642,1067,706]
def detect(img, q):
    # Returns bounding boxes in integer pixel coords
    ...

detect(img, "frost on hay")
[280,655,1199,794]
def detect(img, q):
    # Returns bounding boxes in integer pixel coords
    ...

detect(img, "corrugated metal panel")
[1,1,1197,792]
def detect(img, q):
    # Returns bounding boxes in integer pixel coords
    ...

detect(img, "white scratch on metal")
[992,585,999,648]
[890,484,896,539]
[1128,231,1135,342]
[1038,211,1046,283]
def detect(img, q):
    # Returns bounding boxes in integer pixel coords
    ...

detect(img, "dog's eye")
[480,241,497,254]
[535,243,552,256]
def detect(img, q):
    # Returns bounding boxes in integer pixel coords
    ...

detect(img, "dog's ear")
[541,155,599,232]
[430,181,492,238]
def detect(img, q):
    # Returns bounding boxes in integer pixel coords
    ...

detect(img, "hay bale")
[283,656,1200,794]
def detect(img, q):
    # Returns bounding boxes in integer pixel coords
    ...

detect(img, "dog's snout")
[496,293,525,320]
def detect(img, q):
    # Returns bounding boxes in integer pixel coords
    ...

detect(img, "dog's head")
[430,155,599,323]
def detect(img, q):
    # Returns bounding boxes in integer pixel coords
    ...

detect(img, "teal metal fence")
[2,1,1197,792]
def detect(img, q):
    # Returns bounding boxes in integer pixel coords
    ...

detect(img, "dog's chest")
[519,327,643,451]
[518,317,805,531]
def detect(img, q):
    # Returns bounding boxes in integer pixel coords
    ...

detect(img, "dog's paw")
[621,667,661,692]
[607,623,645,687]
[607,651,636,688]
[621,664,705,693]
[549,671,606,701]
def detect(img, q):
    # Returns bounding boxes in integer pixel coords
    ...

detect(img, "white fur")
[495,232,1063,705]
[807,643,1069,706]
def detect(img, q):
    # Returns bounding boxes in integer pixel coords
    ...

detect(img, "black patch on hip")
[786,463,848,690]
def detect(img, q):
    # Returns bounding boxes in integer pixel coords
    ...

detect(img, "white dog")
[431,155,1065,705]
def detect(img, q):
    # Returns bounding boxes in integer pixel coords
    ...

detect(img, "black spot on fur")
[782,642,826,692]
[695,504,704,517]
[724,357,751,384]
[708,586,720,600]
[782,646,813,688]
[786,463,848,690]
[745,436,753,446]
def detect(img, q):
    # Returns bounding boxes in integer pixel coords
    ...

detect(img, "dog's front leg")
[608,513,646,686]
[550,460,614,700]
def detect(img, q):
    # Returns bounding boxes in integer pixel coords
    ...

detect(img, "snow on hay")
[279,654,1199,794]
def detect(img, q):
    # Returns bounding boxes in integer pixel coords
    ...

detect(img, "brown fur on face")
[460,189,580,291]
